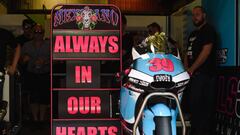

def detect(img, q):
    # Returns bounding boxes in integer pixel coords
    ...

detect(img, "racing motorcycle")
[119,32,190,135]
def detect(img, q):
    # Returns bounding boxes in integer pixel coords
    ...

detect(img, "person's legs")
[30,89,41,121]
[38,73,50,122]
[31,103,39,121]
[39,104,48,121]
[181,85,191,119]
[190,74,216,135]
[201,75,216,134]
[28,73,41,121]
[189,74,205,135]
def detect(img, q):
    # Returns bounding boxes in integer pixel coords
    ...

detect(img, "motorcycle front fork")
[133,92,186,135]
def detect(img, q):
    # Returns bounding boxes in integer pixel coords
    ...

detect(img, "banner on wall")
[203,0,237,66]
[215,67,240,135]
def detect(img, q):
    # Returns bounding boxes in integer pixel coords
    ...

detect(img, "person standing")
[184,6,217,135]
[16,19,35,121]
[21,24,50,122]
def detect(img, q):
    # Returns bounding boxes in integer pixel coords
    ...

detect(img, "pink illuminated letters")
[56,126,118,135]
[75,66,92,83]
[54,35,119,53]
[67,96,101,115]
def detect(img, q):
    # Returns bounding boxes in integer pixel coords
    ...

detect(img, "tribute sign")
[51,4,122,135]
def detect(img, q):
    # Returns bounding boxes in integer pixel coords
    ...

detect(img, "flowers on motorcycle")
[134,32,171,57]
[146,32,168,53]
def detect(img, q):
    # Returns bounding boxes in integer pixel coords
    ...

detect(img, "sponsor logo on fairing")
[154,74,172,82]
[128,77,149,87]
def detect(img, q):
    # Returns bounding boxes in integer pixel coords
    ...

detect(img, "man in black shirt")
[184,6,217,135]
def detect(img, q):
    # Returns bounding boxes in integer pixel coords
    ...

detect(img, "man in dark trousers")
[0,28,20,133]
[184,6,217,135]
